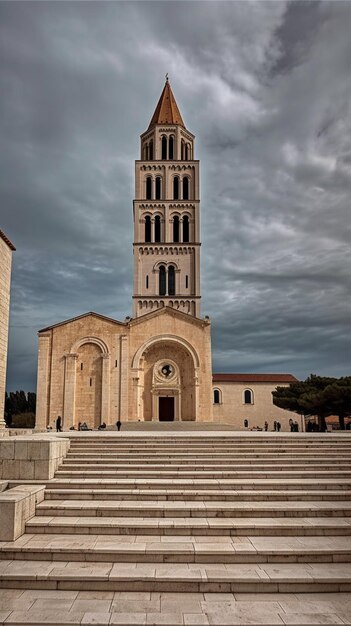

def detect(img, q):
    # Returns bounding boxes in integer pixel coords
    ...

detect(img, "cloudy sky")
[1,1,351,391]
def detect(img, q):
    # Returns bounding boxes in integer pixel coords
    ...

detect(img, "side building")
[0,230,15,430]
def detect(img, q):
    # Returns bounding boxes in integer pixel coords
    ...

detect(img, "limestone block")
[0,437,70,479]
[0,484,45,541]
[0,440,14,459]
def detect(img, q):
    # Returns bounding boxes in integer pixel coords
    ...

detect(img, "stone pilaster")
[63,353,78,428]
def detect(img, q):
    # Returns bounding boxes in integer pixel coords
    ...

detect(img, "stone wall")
[212,382,301,431]
[0,234,14,426]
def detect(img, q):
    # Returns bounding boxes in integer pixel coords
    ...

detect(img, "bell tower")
[133,78,201,318]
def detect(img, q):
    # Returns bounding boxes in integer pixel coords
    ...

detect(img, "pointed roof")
[148,78,185,130]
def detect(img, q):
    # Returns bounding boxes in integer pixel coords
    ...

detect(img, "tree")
[322,378,351,430]
[272,375,337,431]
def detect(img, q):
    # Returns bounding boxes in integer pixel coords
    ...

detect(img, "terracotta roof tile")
[213,373,298,383]
[148,79,185,130]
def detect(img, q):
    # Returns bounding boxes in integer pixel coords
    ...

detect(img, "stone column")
[119,335,129,421]
[63,354,78,429]
[101,354,110,424]
[35,333,51,431]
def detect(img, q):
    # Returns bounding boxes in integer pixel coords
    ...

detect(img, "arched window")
[161,136,167,160]
[173,176,179,200]
[155,177,161,200]
[244,389,253,405]
[173,216,180,243]
[181,140,185,160]
[169,135,174,160]
[154,215,161,243]
[149,139,154,160]
[183,177,189,200]
[146,176,152,200]
[159,265,166,296]
[168,265,175,296]
[183,216,189,242]
[145,216,151,243]
[213,389,221,404]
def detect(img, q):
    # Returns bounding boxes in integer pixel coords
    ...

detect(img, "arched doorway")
[132,336,199,421]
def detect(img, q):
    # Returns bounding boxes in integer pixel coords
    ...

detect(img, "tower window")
[161,136,167,160]
[244,389,253,405]
[149,139,154,160]
[159,265,166,296]
[185,275,188,289]
[183,216,189,242]
[145,216,151,243]
[146,275,149,289]
[155,215,161,243]
[155,176,161,200]
[169,135,174,160]
[173,215,179,243]
[146,176,152,200]
[183,177,189,200]
[168,265,175,296]
[173,176,179,200]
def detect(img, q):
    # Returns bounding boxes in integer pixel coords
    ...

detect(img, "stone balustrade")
[0,484,45,541]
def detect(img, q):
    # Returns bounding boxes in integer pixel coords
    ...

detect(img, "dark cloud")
[1,1,351,390]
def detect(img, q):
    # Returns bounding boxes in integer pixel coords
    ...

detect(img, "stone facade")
[36,308,213,429]
[0,230,15,429]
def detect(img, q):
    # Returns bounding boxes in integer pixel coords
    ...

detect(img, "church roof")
[0,229,16,251]
[213,373,298,384]
[38,311,126,333]
[148,78,185,130]
[129,305,209,328]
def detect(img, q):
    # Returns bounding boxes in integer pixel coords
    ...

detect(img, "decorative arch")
[70,336,110,356]
[132,334,200,370]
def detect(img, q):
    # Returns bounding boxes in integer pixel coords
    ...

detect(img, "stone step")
[44,477,351,490]
[1,534,350,564]
[25,515,351,536]
[43,488,351,501]
[35,499,351,518]
[1,559,351,593]
[54,468,351,478]
[62,459,351,468]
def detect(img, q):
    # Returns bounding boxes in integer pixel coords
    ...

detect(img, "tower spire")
[148,78,185,130]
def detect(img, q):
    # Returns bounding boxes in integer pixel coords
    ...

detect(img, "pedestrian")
[277,421,281,432]
[116,419,122,431]
[294,421,299,432]
[56,415,62,432]
[264,421,268,431]
[289,418,294,432]
[273,420,277,431]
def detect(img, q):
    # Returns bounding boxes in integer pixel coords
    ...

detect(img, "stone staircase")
[1,432,351,624]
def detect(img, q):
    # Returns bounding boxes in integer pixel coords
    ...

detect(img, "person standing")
[56,415,62,432]
[116,419,122,432]
[264,421,268,431]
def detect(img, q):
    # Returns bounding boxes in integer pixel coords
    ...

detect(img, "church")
[35,79,298,431]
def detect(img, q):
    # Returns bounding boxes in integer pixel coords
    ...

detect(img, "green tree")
[322,378,351,430]
[272,375,337,431]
